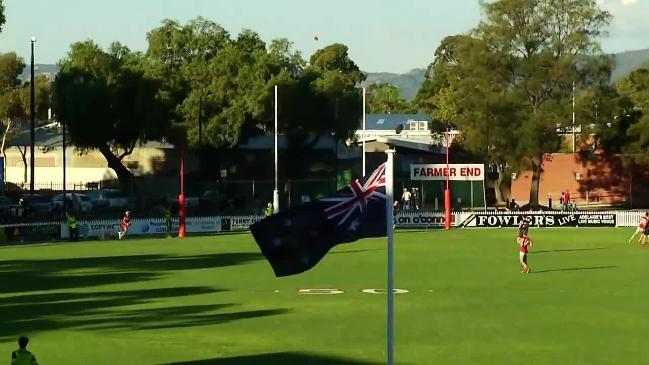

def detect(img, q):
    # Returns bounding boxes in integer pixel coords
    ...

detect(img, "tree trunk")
[18,146,27,184]
[98,144,133,192]
[528,156,542,207]
[494,172,505,205]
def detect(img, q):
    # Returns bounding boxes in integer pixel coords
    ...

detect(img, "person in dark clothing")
[11,336,38,365]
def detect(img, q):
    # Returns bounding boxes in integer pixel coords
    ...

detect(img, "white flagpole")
[273,85,280,213]
[363,87,367,176]
[385,149,395,365]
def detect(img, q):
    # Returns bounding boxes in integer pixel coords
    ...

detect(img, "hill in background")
[362,68,426,100]
[365,48,649,100]
[18,48,649,100]
[19,64,59,82]
[610,48,649,82]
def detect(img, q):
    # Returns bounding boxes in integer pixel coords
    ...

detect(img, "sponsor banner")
[394,212,460,227]
[411,164,485,181]
[221,216,264,232]
[62,217,222,239]
[468,213,616,227]
[76,221,121,239]
[573,213,616,227]
[134,217,221,235]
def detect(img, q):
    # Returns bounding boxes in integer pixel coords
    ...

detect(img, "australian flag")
[250,163,388,277]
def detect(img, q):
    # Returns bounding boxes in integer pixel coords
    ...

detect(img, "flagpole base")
[273,190,280,214]
[178,194,186,238]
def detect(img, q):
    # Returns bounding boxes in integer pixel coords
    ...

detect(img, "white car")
[86,189,134,210]
[51,193,92,213]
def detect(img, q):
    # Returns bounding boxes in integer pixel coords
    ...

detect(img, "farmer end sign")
[411,164,485,181]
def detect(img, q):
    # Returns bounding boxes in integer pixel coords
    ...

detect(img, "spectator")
[164,208,172,238]
[11,336,38,365]
[401,188,412,211]
[509,199,520,211]
[411,188,420,210]
[564,191,571,210]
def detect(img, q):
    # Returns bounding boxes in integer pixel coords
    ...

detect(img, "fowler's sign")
[469,213,616,227]
[411,164,485,181]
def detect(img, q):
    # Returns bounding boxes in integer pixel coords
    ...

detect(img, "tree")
[613,68,649,163]
[146,19,364,167]
[366,83,415,114]
[0,0,5,33]
[0,52,25,121]
[476,0,610,207]
[0,52,27,180]
[20,75,51,121]
[54,41,172,191]
[417,0,611,207]
[282,44,364,145]
[417,35,523,203]
[146,19,306,149]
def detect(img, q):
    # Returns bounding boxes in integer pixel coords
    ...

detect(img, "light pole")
[444,124,451,230]
[273,85,279,213]
[362,87,366,176]
[62,119,67,216]
[572,81,576,154]
[30,36,36,194]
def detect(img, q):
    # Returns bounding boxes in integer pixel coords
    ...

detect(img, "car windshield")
[24,195,48,203]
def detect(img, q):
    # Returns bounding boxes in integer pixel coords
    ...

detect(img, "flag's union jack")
[323,164,386,225]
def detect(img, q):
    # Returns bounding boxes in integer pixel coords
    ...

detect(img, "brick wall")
[511,153,638,206]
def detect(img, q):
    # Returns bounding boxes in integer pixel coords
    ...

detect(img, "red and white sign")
[410,164,485,181]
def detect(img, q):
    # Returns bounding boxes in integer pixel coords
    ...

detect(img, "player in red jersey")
[118,211,131,240]
[628,212,649,245]
[641,218,649,248]
[518,234,532,273]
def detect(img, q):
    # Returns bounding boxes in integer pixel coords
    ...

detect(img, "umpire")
[67,213,79,242]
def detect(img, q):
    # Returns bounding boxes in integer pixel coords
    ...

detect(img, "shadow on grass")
[159,352,382,365]
[532,265,616,274]
[0,252,263,294]
[530,247,607,254]
[0,251,284,341]
[0,285,291,341]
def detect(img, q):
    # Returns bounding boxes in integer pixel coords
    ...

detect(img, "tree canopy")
[416,0,611,207]
[0,52,25,122]
[0,0,5,34]
[366,83,415,114]
[54,41,173,190]
[52,18,370,188]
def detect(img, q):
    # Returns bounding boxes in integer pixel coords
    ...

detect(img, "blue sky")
[1,0,648,73]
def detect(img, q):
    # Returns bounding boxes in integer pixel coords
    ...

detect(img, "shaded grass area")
[0,228,647,364]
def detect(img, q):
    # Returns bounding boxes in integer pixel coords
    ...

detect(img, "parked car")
[19,194,52,214]
[199,190,220,209]
[51,193,92,213]
[0,196,12,217]
[86,189,134,210]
